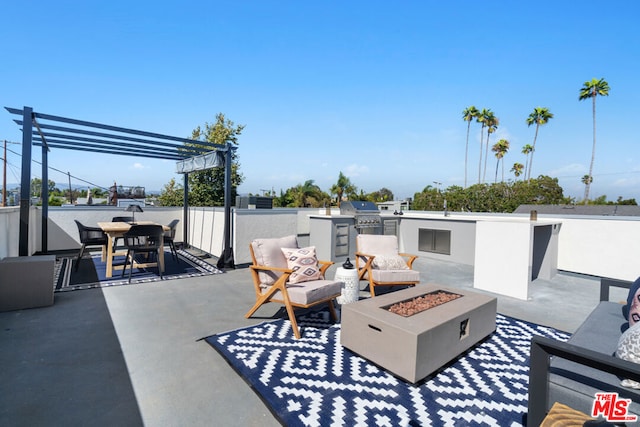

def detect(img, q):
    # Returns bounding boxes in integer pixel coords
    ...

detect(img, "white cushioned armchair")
[245,235,341,339]
[355,234,420,297]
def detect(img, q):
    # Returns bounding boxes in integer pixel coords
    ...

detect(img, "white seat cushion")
[261,280,342,305]
[371,269,420,283]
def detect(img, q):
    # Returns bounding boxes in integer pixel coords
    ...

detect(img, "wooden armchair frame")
[245,243,339,339]
[355,235,420,297]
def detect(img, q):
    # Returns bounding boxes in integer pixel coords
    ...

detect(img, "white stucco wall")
[3,206,640,283]
[557,217,640,281]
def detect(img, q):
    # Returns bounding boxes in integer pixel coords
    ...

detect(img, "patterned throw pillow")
[616,321,640,389]
[625,277,640,325]
[371,255,409,270]
[281,247,321,284]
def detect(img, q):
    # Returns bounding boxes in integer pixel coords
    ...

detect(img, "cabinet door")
[334,223,350,257]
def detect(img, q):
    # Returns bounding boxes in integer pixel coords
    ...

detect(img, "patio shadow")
[0,287,143,426]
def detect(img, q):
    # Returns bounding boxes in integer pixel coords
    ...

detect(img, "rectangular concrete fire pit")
[340,285,497,383]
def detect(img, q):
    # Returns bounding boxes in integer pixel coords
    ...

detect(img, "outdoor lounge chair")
[355,234,420,297]
[120,224,164,283]
[74,220,108,271]
[245,235,341,339]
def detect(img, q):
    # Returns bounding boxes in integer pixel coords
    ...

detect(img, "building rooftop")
[0,251,622,426]
[514,204,640,216]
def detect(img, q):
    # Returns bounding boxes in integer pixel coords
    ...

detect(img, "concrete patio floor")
[0,252,624,426]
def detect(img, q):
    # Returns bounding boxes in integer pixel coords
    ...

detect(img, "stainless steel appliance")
[339,201,382,233]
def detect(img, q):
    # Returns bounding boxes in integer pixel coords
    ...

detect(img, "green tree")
[492,139,510,183]
[412,176,564,213]
[462,106,479,188]
[157,178,184,206]
[185,114,245,206]
[579,77,610,201]
[511,162,524,180]
[525,107,554,181]
[47,194,63,206]
[411,185,444,211]
[617,197,638,205]
[30,178,56,197]
[367,187,394,202]
[329,172,357,204]
[287,180,329,207]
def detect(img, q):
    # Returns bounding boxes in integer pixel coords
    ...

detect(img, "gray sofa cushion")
[549,301,640,415]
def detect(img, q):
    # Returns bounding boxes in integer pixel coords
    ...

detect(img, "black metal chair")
[74,220,108,271]
[121,224,164,283]
[111,216,134,223]
[111,216,134,249]
[164,219,180,260]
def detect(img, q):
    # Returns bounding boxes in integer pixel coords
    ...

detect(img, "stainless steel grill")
[339,201,382,230]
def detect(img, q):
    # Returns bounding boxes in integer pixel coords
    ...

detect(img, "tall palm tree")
[521,144,533,180]
[476,109,490,184]
[525,107,554,181]
[482,110,499,183]
[579,77,610,201]
[511,162,524,180]
[462,106,479,188]
[492,139,510,183]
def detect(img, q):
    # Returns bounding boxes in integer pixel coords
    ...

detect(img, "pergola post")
[19,107,33,256]
[183,173,189,248]
[217,142,235,269]
[41,142,49,252]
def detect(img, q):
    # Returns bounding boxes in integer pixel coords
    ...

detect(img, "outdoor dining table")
[97,221,169,278]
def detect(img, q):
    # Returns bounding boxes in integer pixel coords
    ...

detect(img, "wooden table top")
[97,221,168,232]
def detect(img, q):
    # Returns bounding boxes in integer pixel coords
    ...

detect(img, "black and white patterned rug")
[55,249,223,292]
[206,311,570,426]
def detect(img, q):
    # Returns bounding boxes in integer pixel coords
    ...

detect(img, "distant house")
[514,204,640,217]
[377,200,411,212]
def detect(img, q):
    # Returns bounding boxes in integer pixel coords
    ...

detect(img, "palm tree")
[511,162,524,180]
[476,108,495,184]
[482,110,499,183]
[521,144,533,180]
[492,139,510,183]
[329,172,357,204]
[579,78,610,201]
[290,180,323,207]
[462,106,479,188]
[525,107,554,181]
[476,109,490,184]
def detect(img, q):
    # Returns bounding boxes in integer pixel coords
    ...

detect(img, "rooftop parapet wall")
[2,207,639,281]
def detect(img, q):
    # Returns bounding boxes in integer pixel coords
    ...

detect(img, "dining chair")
[110,216,135,249]
[164,219,180,260]
[74,220,108,271]
[120,224,164,283]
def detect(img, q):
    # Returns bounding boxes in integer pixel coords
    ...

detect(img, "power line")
[4,145,109,191]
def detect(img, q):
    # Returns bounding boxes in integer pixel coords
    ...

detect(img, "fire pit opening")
[383,290,463,317]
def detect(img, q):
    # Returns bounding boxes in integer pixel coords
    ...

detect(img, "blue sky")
[2,1,639,202]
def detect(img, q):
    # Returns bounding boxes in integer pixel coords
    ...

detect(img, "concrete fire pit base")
[340,285,497,383]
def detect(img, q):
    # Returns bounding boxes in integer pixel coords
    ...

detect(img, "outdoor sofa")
[528,277,640,425]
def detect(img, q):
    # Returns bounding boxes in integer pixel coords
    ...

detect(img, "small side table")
[335,267,360,304]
